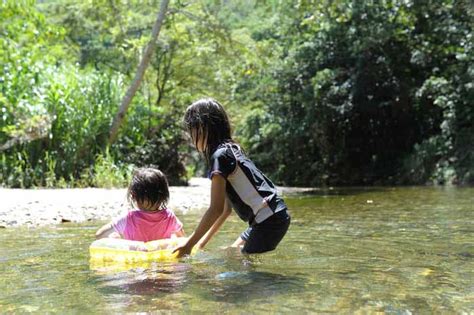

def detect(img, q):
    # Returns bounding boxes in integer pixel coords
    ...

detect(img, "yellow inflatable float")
[89,237,195,269]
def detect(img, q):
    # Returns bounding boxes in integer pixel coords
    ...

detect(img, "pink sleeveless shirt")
[111,208,183,242]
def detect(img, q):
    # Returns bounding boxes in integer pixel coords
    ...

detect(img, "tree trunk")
[108,0,170,145]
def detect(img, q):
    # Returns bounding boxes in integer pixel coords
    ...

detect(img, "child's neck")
[138,205,165,212]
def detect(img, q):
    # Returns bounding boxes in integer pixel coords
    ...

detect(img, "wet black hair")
[127,167,169,211]
[183,98,233,162]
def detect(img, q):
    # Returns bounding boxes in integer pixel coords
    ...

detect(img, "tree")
[108,0,170,145]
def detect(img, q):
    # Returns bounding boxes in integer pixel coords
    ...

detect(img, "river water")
[1,186,473,313]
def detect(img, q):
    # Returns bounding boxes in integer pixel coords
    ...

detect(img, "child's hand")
[129,243,148,252]
[108,232,121,239]
[172,243,193,258]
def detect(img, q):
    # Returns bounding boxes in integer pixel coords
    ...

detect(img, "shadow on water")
[199,270,307,304]
[93,248,307,305]
[120,276,185,295]
[189,250,307,305]
[94,263,191,295]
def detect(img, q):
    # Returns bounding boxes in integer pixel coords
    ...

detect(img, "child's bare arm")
[95,223,120,239]
[173,228,186,237]
[173,174,226,257]
[197,198,232,249]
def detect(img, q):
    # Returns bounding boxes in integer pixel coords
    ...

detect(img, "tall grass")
[93,148,133,188]
[0,1,124,188]
[1,62,126,187]
[1,3,189,188]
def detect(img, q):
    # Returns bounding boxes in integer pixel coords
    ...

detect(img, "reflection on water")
[96,263,190,295]
[209,270,306,303]
[0,186,473,313]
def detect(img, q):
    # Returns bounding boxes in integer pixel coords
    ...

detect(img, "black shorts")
[240,210,291,254]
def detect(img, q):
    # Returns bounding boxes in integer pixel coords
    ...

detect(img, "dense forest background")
[1,0,473,188]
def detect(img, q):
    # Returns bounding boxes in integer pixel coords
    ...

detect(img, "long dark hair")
[183,98,233,162]
[127,167,169,211]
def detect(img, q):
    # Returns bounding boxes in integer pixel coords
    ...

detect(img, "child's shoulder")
[211,143,232,159]
[212,142,241,158]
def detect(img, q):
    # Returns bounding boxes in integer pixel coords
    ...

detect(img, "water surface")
[1,186,473,313]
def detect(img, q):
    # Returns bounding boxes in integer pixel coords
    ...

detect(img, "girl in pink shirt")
[95,167,185,242]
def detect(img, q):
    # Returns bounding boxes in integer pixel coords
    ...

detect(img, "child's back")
[112,208,182,242]
[95,167,185,242]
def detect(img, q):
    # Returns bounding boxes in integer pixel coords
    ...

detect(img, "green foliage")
[1,1,190,187]
[117,110,188,185]
[93,148,133,188]
[1,0,472,187]
[236,0,473,185]
[1,1,65,146]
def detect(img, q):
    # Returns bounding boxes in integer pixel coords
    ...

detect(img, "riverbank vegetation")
[1,0,472,188]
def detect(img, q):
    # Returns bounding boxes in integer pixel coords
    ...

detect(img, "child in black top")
[173,98,290,256]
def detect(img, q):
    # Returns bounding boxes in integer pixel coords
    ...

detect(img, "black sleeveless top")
[208,143,287,225]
